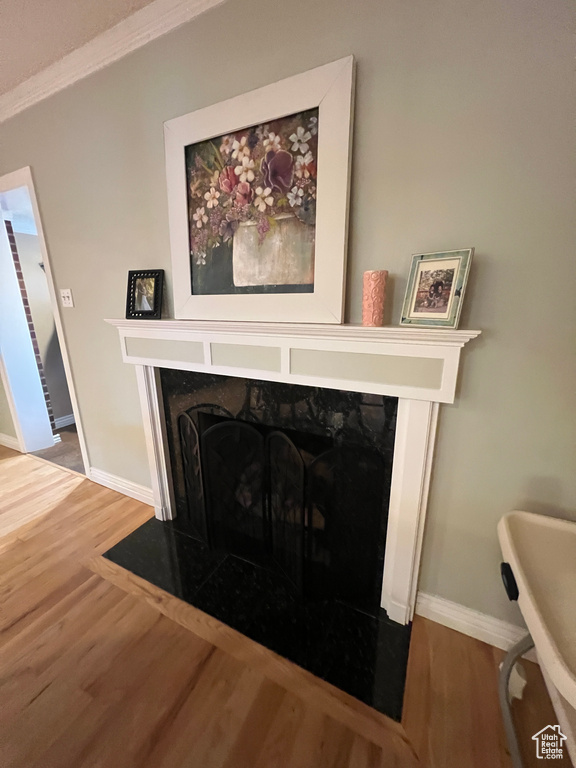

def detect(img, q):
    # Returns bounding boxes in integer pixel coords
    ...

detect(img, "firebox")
[163,370,397,615]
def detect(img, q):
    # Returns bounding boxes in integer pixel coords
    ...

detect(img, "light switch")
[60,288,74,308]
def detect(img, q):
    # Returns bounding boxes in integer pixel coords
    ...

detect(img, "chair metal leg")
[499,633,535,768]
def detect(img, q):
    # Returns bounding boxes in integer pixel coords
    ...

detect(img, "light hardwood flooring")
[0,445,571,768]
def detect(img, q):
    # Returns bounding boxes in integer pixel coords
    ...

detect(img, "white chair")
[498,511,576,767]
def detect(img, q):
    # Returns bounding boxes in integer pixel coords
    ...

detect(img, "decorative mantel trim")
[108,318,480,625]
[107,319,480,405]
[0,0,227,124]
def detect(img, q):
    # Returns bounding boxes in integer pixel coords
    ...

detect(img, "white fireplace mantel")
[108,318,480,625]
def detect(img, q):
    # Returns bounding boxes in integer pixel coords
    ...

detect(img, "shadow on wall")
[45,329,73,419]
[12,230,73,423]
[518,477,576,522]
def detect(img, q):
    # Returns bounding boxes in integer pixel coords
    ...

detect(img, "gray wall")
[0,0,574,624]
[15,232,73,421]
[0,373,17,438]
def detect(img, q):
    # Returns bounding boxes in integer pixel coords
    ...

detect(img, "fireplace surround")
[108,319,480,626]
[106,318,479,718]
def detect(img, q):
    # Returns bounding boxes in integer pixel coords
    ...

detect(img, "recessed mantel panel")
[211,343,281,372]
[125,337,204,364]
[291,348,444,390]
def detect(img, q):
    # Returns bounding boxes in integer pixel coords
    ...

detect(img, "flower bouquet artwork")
[165,56,354,323]
[186,108,319,296]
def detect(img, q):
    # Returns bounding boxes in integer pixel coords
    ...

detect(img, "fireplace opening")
[166,372,396,615]
[179,407,386,611]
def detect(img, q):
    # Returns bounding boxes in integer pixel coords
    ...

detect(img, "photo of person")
[126,270,164,319]
[134,277,155,312]
[413,268,455,313]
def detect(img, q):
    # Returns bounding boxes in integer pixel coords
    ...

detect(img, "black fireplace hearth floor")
[103,517,412,721]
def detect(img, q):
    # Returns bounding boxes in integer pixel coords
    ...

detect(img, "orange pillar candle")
[362,270,388,326]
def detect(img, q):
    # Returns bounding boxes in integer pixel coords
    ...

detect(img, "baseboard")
[89,467,154,506]
[0,433,21,451]
[416,592,537,660]
[55,414,75,429]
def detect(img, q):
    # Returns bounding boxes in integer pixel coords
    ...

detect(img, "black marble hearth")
[104,371,411,720]
[104,517,411,720]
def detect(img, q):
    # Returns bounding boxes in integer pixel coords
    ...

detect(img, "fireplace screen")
[161,371,397,614]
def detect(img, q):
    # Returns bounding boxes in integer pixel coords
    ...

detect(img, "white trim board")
[0,354,25,451]
[55,414,75,429]
[381,400,439,625]
[134,366,175,521]
[89,467,154,507]
[0,432,21,451]
[0,0,227,124]
[416,592,537,661]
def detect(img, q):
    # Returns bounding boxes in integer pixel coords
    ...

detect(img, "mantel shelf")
[106,318,481,349]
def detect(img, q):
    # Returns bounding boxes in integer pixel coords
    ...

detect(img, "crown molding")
[0,0,226,125]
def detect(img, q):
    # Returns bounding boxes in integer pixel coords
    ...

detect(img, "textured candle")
[362,270,388,326]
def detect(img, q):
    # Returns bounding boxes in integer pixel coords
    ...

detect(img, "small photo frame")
[126,270,164,319]
[400,249,473,329]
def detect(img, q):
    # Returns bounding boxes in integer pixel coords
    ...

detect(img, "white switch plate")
[60,288,74,308]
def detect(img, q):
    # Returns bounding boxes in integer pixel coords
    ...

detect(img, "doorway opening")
[0,167,87,475]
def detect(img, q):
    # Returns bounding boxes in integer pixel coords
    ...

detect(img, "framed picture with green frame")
[400,249,473,329]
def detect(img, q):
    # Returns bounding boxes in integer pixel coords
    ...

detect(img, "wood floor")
[0,445,570,768]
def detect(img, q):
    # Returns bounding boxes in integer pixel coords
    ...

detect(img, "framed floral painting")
[186,109,318,296]
[165,56,354,323]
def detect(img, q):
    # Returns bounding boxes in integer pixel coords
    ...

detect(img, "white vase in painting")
[232,213,314,287]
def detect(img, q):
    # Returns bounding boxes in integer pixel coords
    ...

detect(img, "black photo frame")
[126,270,164,319]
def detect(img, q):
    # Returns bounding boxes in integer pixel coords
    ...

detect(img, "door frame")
[0,166,90,472]
[0,353,25,451]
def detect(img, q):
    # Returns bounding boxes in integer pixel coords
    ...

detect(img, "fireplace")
[106,370,410,717]
[105,318,480,719]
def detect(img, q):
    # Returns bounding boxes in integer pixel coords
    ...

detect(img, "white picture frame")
[164,56,354,323]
